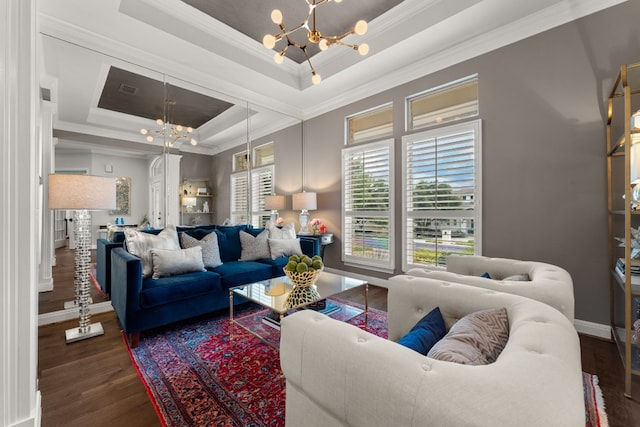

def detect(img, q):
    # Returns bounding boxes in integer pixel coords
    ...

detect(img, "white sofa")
[280,275,584,427]
[406,255,575,321]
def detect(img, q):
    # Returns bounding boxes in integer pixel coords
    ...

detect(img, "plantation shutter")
[230,172,248,224]
[342,139,394,271]
[403,120,481,269]
[251,165,274,226]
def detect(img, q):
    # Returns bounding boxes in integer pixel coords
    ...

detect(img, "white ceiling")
[39,0,626,156]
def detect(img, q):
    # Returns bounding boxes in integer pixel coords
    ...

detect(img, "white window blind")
[402,120,481,269]
[346,103,393,145]
[251,165,274,226]
[230,171,248,224]
[342,139,394,271]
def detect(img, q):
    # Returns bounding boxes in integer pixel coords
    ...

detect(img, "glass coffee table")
[229,271,368,348]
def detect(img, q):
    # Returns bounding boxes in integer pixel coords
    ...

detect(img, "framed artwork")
[109,176,131,215]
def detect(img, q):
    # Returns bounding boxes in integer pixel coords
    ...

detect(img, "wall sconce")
[293,191,317,235]
[264,194,286,224]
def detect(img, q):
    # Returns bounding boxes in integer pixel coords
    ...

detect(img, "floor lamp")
[49,174,116,343]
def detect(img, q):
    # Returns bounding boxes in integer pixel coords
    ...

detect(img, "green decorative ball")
[312,260,323,270]
[285,261,298,272]
[289,255,300,263]
[296,262,309,273]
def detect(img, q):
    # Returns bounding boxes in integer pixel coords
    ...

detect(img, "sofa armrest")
[96,238,124,295]
[299,236,320,258]
[110,247,143,331]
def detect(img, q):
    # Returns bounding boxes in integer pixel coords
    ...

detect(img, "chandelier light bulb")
[312,73,322,85]
[146,135,154,142]
[263,34,277,49]
[334,0,342,3]
[140,128,148,135]
[271,9,283,25]
[357,43,369,56]
[274,51,284,64]
[354,20,368,36]
[156,118,164,126]
[187,127,193,133]
[175,125,183,132]
[190,138,197,146]
[319,39,329,51]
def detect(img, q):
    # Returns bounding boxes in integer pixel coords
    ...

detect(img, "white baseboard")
[574,319,611,340]
[38,279,53,293]
[38,301,113,326]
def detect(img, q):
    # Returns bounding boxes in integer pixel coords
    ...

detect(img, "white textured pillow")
[124,225,180,278]
[150,246,206,279]
[266,221,296,239]
[239,230,271,261]
[180,232,223,269]
[268,238,303,259]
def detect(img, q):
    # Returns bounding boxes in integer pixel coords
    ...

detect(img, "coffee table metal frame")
[229,271,368,345]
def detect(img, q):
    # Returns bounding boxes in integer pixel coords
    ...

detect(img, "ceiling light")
[140,100,197,147]
[263,0,369,85]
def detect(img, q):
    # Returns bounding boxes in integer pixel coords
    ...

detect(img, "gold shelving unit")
[607,62,640,398]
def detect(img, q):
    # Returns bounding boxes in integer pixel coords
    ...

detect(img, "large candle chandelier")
[263,0,369,85]
[141,100,197,147]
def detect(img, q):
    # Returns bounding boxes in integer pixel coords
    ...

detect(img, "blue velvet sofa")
[108,224,320,347]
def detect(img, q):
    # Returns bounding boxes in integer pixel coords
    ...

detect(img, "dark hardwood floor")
[39,247,640,426]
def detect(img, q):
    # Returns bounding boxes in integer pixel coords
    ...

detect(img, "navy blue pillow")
[397,307,446,355]
[480,271,491,278]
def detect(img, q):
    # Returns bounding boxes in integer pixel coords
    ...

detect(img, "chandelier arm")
[300,45,317,75]
[276,21,307,40]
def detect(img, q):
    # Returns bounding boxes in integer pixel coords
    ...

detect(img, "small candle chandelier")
[263,0,369,85]
[141,100,197,147]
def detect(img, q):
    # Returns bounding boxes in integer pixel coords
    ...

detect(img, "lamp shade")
[292,192,317,211]
[48,174,116,210]
[264,194,286,210]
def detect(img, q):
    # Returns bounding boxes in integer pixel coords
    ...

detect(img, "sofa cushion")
[124,225,180,278]
[214,225,248,262]
[212,261,273,288]
[268,238,303,259]
[239,230,271,261]
[427,307,509,365]
[503,273,530,281]
[150,247,206,279]
[180,232,223,269]
[397,307,446,355]
[140,271,221,308]
[256,256,289,277]
[267,221,296,239]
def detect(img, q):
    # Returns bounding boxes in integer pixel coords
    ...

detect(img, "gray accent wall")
[212,0,640,325]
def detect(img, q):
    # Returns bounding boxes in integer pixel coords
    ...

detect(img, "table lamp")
[292,191,317,235]
[264,194,286,224]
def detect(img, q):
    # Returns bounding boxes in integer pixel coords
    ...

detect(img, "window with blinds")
[251,165,274,226]
[230,171,248,224]
[402,120,481,269]
[346,103,393,145]
[342,139,394,271]
[407,75,478,131]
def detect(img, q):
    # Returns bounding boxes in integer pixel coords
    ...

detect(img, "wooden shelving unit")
[180,178,213,226]
[607,62,640,398]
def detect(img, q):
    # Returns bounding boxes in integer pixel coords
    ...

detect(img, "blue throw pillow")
[480,271,491,278]
[397,307,446,355]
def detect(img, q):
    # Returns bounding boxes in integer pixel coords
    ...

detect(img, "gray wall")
[211,1,640,325]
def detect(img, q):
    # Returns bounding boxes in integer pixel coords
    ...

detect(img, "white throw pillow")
[268,238,303,259]
[124,224,180,278]
[266,221,296,240]
[150,246,206,279]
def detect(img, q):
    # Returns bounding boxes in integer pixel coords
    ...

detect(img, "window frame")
[341,138,395,273]
[401,119,482,271]
[345,102,393,146]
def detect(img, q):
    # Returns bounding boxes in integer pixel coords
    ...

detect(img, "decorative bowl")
[283,267,323,287]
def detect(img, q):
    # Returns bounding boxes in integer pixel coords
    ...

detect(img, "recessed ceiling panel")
[182,0,404,64]
[97,67,233,128]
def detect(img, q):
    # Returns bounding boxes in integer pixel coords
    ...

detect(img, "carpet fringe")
[590,374,609,427]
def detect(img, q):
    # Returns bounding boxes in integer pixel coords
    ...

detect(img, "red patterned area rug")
[124,300,607,427]
[124,299,387,427]
[583,372,609,427]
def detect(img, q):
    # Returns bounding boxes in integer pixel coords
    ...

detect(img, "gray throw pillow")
[150,246,206,279]
[266,221,296,239]
[124,225,180,278]
[239,230,271,261]
[180,232,223,269]
[427,307,509,365]
[268,238,303,259]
